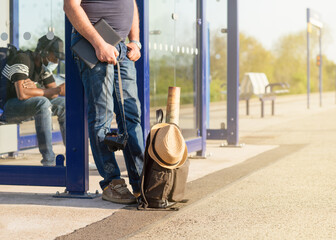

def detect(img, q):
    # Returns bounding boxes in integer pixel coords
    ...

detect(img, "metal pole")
[227,0,239,145]
[65,17,89,195]
[206,22,210,129]
[307,8,310,109]
[136,0,150,141]
[196,0,207,157]
[9,0,19,48]
[319,28,322,107]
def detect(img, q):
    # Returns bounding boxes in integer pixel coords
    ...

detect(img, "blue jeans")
[72,32,144,193]
[3,96,66,163]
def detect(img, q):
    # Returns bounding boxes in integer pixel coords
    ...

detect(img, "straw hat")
[148,123,188,170]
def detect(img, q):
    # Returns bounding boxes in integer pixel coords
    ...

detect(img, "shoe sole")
[42,163,55,166]
[41,160,55,166]
[102,194,136,204]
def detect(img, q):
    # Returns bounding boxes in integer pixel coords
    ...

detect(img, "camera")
[104,132,128,152]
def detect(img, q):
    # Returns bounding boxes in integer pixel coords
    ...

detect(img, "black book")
[71,18,122,69]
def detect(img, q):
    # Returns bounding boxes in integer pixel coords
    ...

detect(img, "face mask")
[43,58,58,73]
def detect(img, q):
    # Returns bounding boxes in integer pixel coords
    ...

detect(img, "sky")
[238,0,336,62]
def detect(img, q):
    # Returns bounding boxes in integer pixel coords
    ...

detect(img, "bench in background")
[240,72,289,117]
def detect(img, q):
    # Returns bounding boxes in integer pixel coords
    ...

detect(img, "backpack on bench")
[137,116,189,210]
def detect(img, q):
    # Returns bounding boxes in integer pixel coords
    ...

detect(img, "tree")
[208,32,276,102]
[273,30,336,93]
[239,33,275,82]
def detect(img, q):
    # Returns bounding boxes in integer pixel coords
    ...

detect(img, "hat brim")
[148,123,188,170]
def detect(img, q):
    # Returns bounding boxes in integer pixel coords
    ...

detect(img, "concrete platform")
[124,93,336,240]
[0,141,274,240]
[1,92,336,240]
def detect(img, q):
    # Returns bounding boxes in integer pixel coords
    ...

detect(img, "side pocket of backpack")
[144,160,173,208]
[169,158,190,202]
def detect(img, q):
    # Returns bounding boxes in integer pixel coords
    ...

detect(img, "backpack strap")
[137,135,150,210]
[156,109,164,123]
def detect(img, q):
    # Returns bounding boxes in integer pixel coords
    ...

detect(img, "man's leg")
[50,97,66,145]
[113,44,144,194]
[79,61,121,189]
[79,61,137,204]
[4,97,55,165]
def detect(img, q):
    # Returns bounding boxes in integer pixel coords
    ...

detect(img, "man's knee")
[34,97,52,114]
[124,98,141,123]
[52,98,66,118]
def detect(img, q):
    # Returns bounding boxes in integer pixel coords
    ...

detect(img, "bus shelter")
[0,0,239,197]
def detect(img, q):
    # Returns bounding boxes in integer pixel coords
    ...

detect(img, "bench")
[240,72,289,117]
[0,109,17,155]
[0,108,62,155]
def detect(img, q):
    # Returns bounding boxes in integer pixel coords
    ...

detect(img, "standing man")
[64,0,144,204]
[1,35,66,166]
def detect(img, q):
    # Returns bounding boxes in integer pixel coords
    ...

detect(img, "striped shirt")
[1,50,55,100]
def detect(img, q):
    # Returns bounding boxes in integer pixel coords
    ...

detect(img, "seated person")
[1,35,65,166]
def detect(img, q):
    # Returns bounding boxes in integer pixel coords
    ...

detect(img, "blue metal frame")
[64,17,89,195]
[136,0,150,141]
[195,0,207,157]
[226,0,239,145]
[10,0,19,48]
[18,131,62,150]
[186,137,203,153]
[206,0,239,146]
[0,165,66,186]
[206,23,210,129]
[207,129,227,140]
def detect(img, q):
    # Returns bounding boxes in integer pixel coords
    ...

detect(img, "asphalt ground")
[1,92,336,239]
[55,92,336,240]
[57,145,300,240]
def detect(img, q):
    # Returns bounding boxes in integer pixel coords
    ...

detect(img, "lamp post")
[307,8,323,109]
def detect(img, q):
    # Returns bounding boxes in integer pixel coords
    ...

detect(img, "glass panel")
[149,0,175,126]
[19,0,65,51]
[0,0,65,166]
[207,0,228,129]
[0,0,10,47]
[149,0,198,139]
[174,0,197,137]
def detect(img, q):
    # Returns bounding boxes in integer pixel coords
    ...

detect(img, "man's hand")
[127,0,140,61]
[64,0,119,64]
[126,42,141,62]
[58,83,66,96]
[95,41,119,65]
[22,79,37,89]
